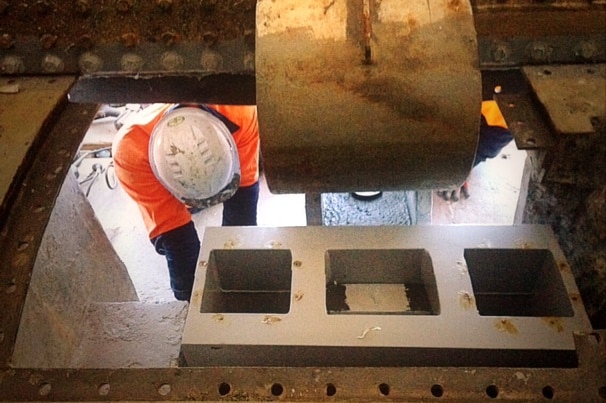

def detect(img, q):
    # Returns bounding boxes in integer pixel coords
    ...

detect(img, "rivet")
[77,34,94,50]
[492,43,510,63]
[160,31,178,46]
[575,40,597,60]
[158,383,171,396]
[161,51,183,71]
[121,53,144,72]
[156,0,173,11]
[120,32,140,48]
[202,31,218,47]
[98,383,110,396]
[39,34,58,50]
[33,205,47,214]
[116,0,134,13]
[11,253,30,268]
[0,56,25,74]
[293,260,302,268]
[527,42,552,62]
[75,0,92,15]
[6,280,17,294]
[34,0,51,15]
[200,50,223,71]
[38,383,52,396]
[79,52,103,74]
[0,33,14,49]
[41,54,65,73]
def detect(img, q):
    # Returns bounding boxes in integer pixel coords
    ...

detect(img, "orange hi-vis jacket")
[113,104,260,239]
[481,100,508,129]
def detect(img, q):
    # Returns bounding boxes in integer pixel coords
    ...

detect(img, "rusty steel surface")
[256,0,481,193]
[0,1,604,105]
[0,337,605,401]
[0,76,76,219]
[0,335,605,402]
[0,96,98,367]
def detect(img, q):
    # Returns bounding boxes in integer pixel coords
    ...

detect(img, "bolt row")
[0,50,256,74]
[0,0,177,16]
[486,39,602,63]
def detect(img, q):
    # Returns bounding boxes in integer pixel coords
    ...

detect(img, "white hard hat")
[149,106,240,208]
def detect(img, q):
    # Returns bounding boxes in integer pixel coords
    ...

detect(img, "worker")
[438,100,513,201]
[112,104,260,301]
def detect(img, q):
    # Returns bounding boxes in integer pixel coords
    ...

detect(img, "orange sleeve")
[113,111,191,239]
[209,105,260,187]
[481,100,508,129]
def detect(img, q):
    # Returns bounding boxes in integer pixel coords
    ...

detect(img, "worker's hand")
[437,182,469,202]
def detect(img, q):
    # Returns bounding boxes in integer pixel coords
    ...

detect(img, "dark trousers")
[151,181,259,301]
[151,221,200,301]
[222,182,260,226]
[474,118,513,168]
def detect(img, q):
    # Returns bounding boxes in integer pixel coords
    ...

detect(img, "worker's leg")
[473,119,513,168]
[151,221,200,301]
[222,181,260,226]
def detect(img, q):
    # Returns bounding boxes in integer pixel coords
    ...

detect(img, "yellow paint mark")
[495,319,518,335]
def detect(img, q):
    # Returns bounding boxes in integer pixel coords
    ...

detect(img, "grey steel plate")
[182,225,592,367]
[522,64,606,135]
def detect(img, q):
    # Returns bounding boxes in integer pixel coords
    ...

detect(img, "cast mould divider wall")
[181,225,592,368]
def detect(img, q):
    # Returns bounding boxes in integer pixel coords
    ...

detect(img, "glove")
[437,181,469,202]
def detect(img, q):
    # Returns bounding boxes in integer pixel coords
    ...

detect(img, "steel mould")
[183,225,591,368]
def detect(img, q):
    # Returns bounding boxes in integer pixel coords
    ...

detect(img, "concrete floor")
[75,107,526,302]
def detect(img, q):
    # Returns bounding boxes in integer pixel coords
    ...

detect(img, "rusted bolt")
[161,51,183,71]
[0,55,25,74]
[527,42,552,62]
[39,34,58,50]
[160,31,178,46]
[492,43,510,63]
[200,50,223,71]
[116,0,135,13]
[41,54,65,73]
[121,53,144,71]
[120,32,140,47]
[5,279,17,294]
[38,383,52,396]
[0,33,14,49]
[157,383,171,396]
[75,0,92,15]
[97,383,110,396]
[202,31,218,47]
[156,0,173,11]
[78,52,103,74]
[575,41,597,61]
[34,0,52,15]
[77,34,94,49]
